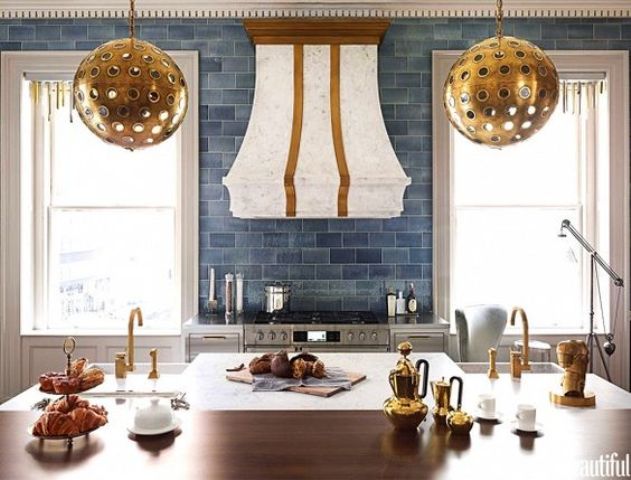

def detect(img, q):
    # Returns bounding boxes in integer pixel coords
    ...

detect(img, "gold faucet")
[126,307,143,371]
[510,307,530,371]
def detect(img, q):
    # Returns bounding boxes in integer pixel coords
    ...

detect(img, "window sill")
[449,329,596,337]
[21,328,182,337]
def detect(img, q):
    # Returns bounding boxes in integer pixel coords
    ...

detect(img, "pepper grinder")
[487,347,499,379]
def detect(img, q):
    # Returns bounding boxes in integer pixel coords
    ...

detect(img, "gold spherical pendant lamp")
[73,0,188,150]
[443,0,559,147]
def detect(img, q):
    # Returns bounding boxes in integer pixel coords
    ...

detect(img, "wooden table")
[3,409,631,480]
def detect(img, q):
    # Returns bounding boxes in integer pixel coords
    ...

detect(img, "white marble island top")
[2,353,631,414]
[182,352,463,410]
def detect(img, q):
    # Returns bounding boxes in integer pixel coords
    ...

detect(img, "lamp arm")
[560,219,624,287]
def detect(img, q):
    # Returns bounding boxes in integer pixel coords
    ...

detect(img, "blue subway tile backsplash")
[2,17,630,314]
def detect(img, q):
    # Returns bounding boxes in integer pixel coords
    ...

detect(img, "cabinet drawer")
[393,333,445,353]
[188,333,240,361]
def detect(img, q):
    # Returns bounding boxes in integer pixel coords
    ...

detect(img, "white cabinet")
[391,332,446,353]
[187,333,241,361]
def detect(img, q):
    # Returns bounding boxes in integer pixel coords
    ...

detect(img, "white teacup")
[477,394,496,417]
[515,403,537,431]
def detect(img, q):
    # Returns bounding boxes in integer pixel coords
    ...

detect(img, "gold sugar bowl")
[446,376,474,435]
[383,341,430,430]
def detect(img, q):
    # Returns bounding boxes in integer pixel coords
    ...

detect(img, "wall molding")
[2,1,631,20]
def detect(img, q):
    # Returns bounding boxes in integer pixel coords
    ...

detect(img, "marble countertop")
[3,353,630,414]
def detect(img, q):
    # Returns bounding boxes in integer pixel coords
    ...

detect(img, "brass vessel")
[446,376,474,435]
[430,377,453,426]
[383,341,430,430]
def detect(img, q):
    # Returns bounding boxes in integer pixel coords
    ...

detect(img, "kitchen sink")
[457,362,563,374]
[96,362,189,375]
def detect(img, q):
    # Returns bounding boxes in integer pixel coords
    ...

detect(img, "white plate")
[127,416,182,436]
[510,420,542,433]
[474,409,503,421]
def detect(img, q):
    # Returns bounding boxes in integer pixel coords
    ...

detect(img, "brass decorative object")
[487,347,499,379]
[510,350,522,379]
[73,0,188,150]
[550,340,596,407]
[148,348,160,380]
[443,0,559,147]
[430,377,453,426]
[383,341,430,430]
[446,376,474,435]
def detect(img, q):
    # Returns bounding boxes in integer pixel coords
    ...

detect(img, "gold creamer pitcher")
[383,341,430,430]
[431,377,453,426]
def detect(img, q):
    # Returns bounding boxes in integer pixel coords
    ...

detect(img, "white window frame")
[432,50,629,388]
[1,51,199,396]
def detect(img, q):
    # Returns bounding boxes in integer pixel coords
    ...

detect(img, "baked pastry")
[79,367,105,390]
[270,350,292,378]
[38,372,65,392]
[32,411,80,437]
[52,376,81,395]
[68,358,87,377]
[291,358,307,379]
[311,360,326,379]
[248,353,273,375]
[34,396,108,437]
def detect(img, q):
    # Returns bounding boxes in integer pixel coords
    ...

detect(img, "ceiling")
[2,0,630,19]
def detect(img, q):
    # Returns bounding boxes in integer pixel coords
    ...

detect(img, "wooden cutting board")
[226,369,366,398]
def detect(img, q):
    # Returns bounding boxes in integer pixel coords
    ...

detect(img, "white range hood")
[223,20,410,219]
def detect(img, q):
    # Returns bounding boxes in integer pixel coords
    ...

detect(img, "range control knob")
[268,331,276,341]
[256,331,265,341]
[280,331,288,341]
[359,332,366,341]
[347,332,354,342]
[371,331,378,341]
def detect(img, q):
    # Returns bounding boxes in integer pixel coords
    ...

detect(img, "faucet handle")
[148,348,160,380]
[487,348,499,379]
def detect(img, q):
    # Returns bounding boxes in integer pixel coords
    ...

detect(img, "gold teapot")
[383,341,430,430]
[446,376,473,435]
[430,377,453,426]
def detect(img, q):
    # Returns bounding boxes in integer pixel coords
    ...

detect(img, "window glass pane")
[51,108,177,207]
[48,209,175,329]
[453,208,584,329]
[454,109,580,206]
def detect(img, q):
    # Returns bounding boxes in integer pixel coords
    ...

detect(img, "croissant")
[69,407,108,431]
[68,358,87,377]
[47,395,89,414]
[32,412,80,437]
[79,367,105,390]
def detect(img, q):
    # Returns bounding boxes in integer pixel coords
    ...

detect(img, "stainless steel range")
[244,311,390,353]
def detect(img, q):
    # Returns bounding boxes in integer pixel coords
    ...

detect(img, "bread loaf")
[270,350,292,378]
[291,358,307,379]
[248,353,273,375]
[79,367,105,390]
[311,360,326,379]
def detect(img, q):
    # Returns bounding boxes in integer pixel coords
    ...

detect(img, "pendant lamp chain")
[495,0,504,39]
[129,0,136,38]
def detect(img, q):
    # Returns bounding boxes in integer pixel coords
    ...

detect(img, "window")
[432,51,628,336]
[452,94,602,330]
[1,51,198,335]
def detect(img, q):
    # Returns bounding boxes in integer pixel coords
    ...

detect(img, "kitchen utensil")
[236,273,244,314]
[264,283,291,313]
[225,273,234,316]
[446,376,474,435]
[383,341,430,430]
[515,404,537,432]
[430,377,453,426]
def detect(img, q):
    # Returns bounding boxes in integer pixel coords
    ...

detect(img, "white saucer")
[510,420,543,433]
[127,416,182,436]
[475,409,503,421]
